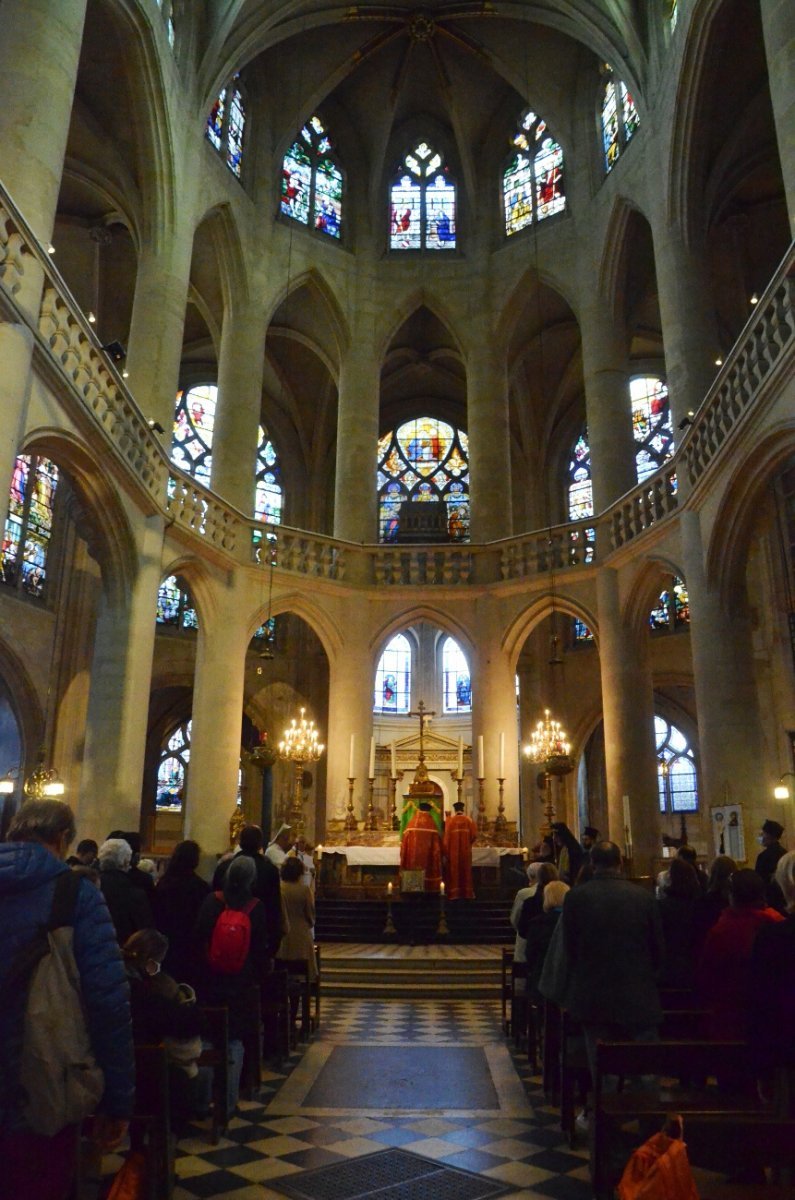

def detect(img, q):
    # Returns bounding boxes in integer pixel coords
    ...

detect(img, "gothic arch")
[245,589,342,662]
[194,202,251,310]
[623,554,688,640]
[377,293,466,366]
[370,606,475,669]
[0,635,45,776]
[503,592,600,670]
[158,555,217,630]
[498,268,580,358]
[264,268,349,373]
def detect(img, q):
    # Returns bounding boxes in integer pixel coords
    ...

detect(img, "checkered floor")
[101,999,592,1200]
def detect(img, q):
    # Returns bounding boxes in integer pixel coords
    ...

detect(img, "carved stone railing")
[499,522,596,580]
[372,544,473,585]
[166,476,239,554]
[252,523,347,581]
[0,209,27,297]
[609,470,679,551]
[683,247,795,489]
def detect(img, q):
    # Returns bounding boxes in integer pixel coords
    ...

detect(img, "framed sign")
[710,804,746,862]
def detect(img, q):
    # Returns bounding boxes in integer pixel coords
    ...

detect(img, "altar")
[316,843,526,896]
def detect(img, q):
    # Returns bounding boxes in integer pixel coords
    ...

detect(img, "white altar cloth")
[319,845,521,868]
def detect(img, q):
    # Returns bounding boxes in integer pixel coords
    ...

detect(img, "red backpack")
[207,893,258,974]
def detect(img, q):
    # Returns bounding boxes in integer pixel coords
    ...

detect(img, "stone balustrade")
[609,470,679,551]
[166,476,239,554]
[372,545,473,585]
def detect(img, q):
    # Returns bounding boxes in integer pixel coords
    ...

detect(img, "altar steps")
[315,897,513,945]
[320,953,502,1000]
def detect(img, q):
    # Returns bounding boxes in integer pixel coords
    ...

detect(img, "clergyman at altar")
[443,800,477,899]
[400,801,443,893]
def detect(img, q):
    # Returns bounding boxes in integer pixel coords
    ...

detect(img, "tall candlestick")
[368,736,376,779]
[499,732,505,779]
[477,735,485,779]
[457,737,463,777]
[349,734,355,778]
[390,740,397,778]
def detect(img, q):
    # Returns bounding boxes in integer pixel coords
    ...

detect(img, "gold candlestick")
[383,884,397,935]
[389,775,400,831]
[476,776,488,833]
[436,884,449,936]
[366,777,377,831]
[344,777,357,832]
[493,777,507,835]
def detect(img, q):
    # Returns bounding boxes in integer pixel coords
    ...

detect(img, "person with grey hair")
[0,801,133,1197]
[749,851,795,1092]
[98,838,152,946]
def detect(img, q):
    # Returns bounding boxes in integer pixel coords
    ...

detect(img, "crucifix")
[409,699,436,764]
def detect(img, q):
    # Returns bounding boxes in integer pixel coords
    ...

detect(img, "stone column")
[211,303,268,513]
[184,583,250,860]
[578,294,636,511]
[0,323,36,541]
[334,314,379,544]
[125,223,195,437]
[596,567,659,872]
[471,616,520,826]
[679,510,766,815]
[652,225,720,431]
[467,334,513,544]
[325,624,375,830]
[760,0,795,223]
[79,515,164,834]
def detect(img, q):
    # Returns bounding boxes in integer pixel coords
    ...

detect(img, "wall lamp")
[773,772,795,801]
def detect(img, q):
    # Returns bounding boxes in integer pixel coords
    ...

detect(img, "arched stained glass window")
[649,576,690,632]
[656,715,698,812]
[1,455,59,599]
[156,575,198,631]
[503,110,565,236]
[390,142,456,251]
[255,427,283,524]
[601,66,640,173]
[567,430,593,520]
[374,633,411,714]
[157,719,191,810]
[442,637,471,713]
[170,385,217,487]
[206,77,246,177]
[377,417,469,543]
[281,116,343,240]
[631,377,674,482]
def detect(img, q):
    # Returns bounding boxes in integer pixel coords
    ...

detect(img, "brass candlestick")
[493,777,507,835]
[383,885,397,935]
[366,777,378,831]
[344,777,357,832]
[389,774,400,831]
[476,776,488,833]
[436,885,449,937]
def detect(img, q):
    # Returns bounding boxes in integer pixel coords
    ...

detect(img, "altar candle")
[387,881,393,895]
[349,734,355,778]
[477,735,485,779]
[391,741,397,778]
[622,794,632,842]
[457,737,463,777]
[440,881,445,896]
[368,737,376,779]
[499,732,505,779]
[316,844,323,858]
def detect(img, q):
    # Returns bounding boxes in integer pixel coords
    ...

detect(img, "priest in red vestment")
[400,801,443,892]
[443,800,478,899]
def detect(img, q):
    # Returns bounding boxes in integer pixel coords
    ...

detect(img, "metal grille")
[268,1148,511,1200]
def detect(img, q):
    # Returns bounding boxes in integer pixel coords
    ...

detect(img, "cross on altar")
[408,699,436,763]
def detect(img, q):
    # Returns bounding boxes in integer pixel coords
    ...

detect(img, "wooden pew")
[239,984,262,1101]
[197,1005,230,1144]
[501,946,514,1035]
[131,1043,173,1200]
[685,1114,795,1197]
[280,958,312,1045]
[311,943,321,1033]
[261,967,291,1066]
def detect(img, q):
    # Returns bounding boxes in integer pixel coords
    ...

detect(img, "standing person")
[442,800,478,899]
[656,857,702,989]
[580,826,599,869]
[98,838,153,945]
[230,825,285,959]
[66,838,98,868]
[108,830,155,899]
[276,857,318,1037]
[400,800,443,892]
[550,822,584,885]
[695,854,737,945]
[749,852,795,1096]
[265,824,293,870]
[755,819,786,902]
[558,840,663,1083]
[151,839,211,987]
[0,801,133,1200]
[295,837,316,891]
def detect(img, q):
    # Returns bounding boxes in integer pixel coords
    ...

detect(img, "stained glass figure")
[170,384,217,487]
[377,418,469,542]
[503,110,565,237]
[281,115,342,240]
[156,575,198,631]
[255,427,283,525]
[156,719,191,809]
[442,636,472,713]
[1,454,59,599]
[601,66,641,173]
[390,143,456,251]
[567,430,593,520]
[573,618,594,644]
[631,376,674,482]
[374,633,411,714]
[656,715,698,813]
[649,575,690,632]
[206,76,246,177]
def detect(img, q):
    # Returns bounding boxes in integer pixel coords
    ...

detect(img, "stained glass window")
[390,143,456,251]
[206,77,245,177]
[374,633,411,714]
[170,384,217,487]
[669,0,678,31]
[601,66,640,173]
[442,637,472,713]
[503,110,565,236]
[649,576,690,632]
[156,575,198,631]
[156,719,191,810]
[1,455,59,599]
[631,377,674,482]
[281,115,343,240]
[573,619,595,644]
[656,715,698,813]
[567,430,593,521]
[255,427,283,524]
[377,417,469,543]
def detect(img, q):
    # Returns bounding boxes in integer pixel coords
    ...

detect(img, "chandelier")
[523,708,573,775]
[278,708,325,837]
[23,756,65,799]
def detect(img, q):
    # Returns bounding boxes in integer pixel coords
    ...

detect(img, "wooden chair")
[501,946,514,1035]
[311,943,321,1032]
[542,1000,562,1099]
[261,967,291,1066]
[197,1005,230,1144]
[684,1114,795,1196]
[130,1043,173,1200]
[559,1010,589,1145]
[239,984,262,1100]
[280,958,312,1045]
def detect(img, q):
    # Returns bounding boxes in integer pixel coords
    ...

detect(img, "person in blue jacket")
[0,799,134,1200]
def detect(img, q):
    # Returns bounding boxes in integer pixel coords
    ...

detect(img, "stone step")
[319,951,503,999]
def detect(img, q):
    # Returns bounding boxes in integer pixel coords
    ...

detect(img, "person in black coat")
[215,825,284,957]
[657,857,702,988]
[748,851,795,1095]
[151,839,211,987]
[108,829,155,899]
[551,822,584,885]
[98,837,153,945]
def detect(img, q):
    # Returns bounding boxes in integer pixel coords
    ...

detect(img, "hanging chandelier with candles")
[278,707,325,836]
[523,708,573,775]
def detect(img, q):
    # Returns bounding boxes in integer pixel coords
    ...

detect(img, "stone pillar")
[334,315,379,544]
[760,0,795,224]
[125,224,195,437]
[79,515,164,834]
[652,225,720,430]
[211,303,268,513]
[579,295,636,511]
[0,0,88,248]
[596,567,659,872]
[467,334,513,543]
[0,323,35,539]
[184,584,249,860]
[325,627,375,830]
[679,510,766,816]
[471,617,520,826]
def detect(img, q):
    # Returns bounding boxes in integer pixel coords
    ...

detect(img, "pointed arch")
[264,267,349,368]
[503,592,600,670]
[244,588,342,662]
[623,555,689,640]
[598,195,643,320]
[369,606,475,668]
[158,554,218,630]
[194,201,251,309]
[0,634,45,776]
[376,291,466,364]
